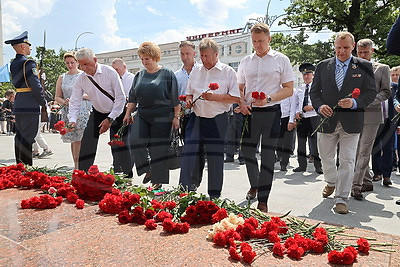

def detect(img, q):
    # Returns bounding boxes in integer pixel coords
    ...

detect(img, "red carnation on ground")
[272,242,285,257]
[145,219,157,230]
[229,246,241,261]
[66,193,79,203]
[213,232,227,247]
[75,199,85,209]
[357,238,370,254]
[241,246,256,263]
[286,244,305,260]
[328,250,342,264]
[208,83,219,90]
[211,208,228,223]
[118,210,131,224]
[352,88,361,98]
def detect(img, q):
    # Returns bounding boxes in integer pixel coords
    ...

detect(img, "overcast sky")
[1,0,332,64]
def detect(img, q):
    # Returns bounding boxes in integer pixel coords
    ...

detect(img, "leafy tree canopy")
[280,0,400,67]
[270,28,334,65]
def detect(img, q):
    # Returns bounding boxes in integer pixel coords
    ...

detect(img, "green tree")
[280,0,400,66]
[1,48,67,98]
[36,47,67,97]
[270,28,333,65]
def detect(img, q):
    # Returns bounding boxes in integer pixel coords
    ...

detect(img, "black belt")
[252,104,280,111]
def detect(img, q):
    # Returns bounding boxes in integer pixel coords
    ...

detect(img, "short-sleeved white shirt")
[186,60,240,118]
[237,49,295,107]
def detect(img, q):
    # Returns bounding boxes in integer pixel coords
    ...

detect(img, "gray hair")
[357,38,374,48]
[76,48,95,60]
[199,38,218,53]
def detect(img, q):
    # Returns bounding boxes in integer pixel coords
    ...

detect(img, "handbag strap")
[87,76,115,102]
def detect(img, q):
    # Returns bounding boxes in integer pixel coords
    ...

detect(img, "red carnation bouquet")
[191,82,220,106]
[54,120,74,136]
[71,165,115,201]
[312,88,361,136]
[242,91,267,135]
[108,123,127,147]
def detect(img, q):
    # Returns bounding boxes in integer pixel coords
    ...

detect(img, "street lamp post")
[74,32,94,51]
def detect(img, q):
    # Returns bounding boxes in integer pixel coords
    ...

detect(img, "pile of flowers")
[72,165,115,201]
[21,194,63,209]
[0,164,396,265]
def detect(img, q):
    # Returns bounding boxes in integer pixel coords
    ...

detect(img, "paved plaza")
[1,132,399,235]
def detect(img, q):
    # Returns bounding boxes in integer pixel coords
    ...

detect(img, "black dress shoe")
[315,167,323,174]
[224,158,234,163]
[396,199,400,205]
[293,167,306,172]
[351,189,363,200]
[361,184,373,192]
[246,188,257,200]
[239,159,245,165]
[142,172,152,184]
[382,177,392,186]
[257,202,268,213]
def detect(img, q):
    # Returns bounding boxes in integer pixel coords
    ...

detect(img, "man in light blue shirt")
[174,41,204,190]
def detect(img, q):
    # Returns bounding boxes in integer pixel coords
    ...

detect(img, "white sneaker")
[38,150,53,158]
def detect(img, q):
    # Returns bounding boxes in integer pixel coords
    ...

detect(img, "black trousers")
[130,112,171,184]
[14,114,39,165]
[225,108,244,160]
[241,105,281,203]
[110,112,133,176]
[180,112,228,198]
[296,116,321,169]
[79,109,131,173]
[276,116,295,168]
[181,114,205,187]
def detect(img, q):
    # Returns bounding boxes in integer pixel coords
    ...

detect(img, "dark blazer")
[310,56,376,134]
[387,15,400,56]
[10,54,46,114]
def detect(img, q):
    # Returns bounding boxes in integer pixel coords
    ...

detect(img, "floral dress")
[60,73,92,143]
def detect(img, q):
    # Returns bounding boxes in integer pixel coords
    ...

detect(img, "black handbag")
[167,129,183,170]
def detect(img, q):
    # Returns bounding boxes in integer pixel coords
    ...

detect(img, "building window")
[229,62,239,71]
[235,45,242,54]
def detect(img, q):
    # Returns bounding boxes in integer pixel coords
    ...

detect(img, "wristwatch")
[267,95,272,103]
[106,117,114,123]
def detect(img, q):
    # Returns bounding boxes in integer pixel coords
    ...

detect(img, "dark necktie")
[302,84,309,108]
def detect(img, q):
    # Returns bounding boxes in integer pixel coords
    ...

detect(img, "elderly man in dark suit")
[310,32,376,214]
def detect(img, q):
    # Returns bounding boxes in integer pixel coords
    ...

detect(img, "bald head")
[112,58,127,76]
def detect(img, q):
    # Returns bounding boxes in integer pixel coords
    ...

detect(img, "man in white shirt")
[238,23,294,212]
[179,38,240,199]
[175,41,205,189]
[110,58,135,177]
[69,48,126,172]
[291,63,323,174]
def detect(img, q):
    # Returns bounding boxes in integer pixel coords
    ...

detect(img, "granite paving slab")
[0,188,399,266]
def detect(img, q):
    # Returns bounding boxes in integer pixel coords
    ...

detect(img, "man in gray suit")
[351,39,391,200]
[310,32,376,214]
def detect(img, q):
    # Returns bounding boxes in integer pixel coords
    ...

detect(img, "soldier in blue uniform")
[5,31,46,165]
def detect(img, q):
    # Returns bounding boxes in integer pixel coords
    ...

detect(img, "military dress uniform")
[5,31,46,165]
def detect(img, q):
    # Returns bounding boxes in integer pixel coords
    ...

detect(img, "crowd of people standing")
[3,17,400,213]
